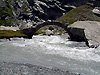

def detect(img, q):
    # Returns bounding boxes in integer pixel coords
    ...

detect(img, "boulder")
[68,21,100,47]
[45,29,53,35]
[92,7,100,17]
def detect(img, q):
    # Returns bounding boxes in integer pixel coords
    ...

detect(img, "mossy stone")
[0,30,27,39]
[56,5,100,25]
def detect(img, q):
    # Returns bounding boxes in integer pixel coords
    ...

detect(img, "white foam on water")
[45,43,99,62]
[12,43,26,47]
[0,35,100,75]
[11,35,100,62]
[45,46,100,62]
[32,36,100,62]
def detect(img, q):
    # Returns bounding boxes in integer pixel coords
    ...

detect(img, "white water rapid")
[0,35,100,75]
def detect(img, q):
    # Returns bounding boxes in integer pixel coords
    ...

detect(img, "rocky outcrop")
[68,21,100,47]
[29,0,76,22]
[0,0,94,26]
[27,0,94,23]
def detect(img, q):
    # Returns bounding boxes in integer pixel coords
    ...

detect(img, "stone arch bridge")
[21,21,72,39]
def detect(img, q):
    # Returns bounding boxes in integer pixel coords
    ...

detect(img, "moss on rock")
[0,30,27,39]
[35,30,45,35]
[56,5,100,24]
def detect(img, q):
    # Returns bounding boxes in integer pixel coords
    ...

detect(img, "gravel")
[0,62,80,75]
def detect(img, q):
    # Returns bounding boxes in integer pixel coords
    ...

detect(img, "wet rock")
[0,62,80,75]
[67,42,88,47]
[89,45,99,48]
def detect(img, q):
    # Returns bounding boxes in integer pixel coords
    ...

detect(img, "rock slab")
[68,21,100,46]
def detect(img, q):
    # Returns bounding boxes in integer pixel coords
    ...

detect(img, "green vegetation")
[0,2,13,26]
[0,30,27,39]
[35,25,66,35]
[0,19,12,26]
[56,5,100,24]
[35,30,45,35]
[0,0,30,26]
[0,6,13,17]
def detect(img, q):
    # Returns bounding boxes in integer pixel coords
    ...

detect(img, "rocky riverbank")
[0,62,80,75]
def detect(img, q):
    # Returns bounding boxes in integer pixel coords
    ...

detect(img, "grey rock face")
[0,0,91,26]
[29,0,75,22]
[27,0,90,22]
[68,21,100,47]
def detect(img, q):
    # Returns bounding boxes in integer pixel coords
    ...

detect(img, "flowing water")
[0,35,100,75]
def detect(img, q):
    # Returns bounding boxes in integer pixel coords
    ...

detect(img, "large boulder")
[68,21,100,47]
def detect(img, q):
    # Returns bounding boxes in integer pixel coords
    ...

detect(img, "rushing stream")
[0,35,100,75]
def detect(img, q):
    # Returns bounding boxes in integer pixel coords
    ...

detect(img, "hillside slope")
[56,5,100,24]
[0,0,96,26]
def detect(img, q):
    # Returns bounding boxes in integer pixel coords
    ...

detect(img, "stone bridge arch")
[35,21,68,32]
[22,21,71,39]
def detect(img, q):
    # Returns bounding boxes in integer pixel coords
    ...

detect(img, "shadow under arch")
[35,21,68,32]
[21,21,71,39]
